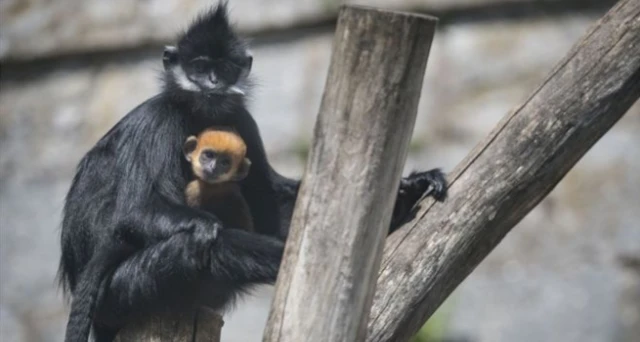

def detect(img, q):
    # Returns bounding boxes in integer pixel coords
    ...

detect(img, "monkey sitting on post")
[183,128,254,232]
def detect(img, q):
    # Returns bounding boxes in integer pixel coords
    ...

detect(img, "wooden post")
[366,0,640,341]
[114,308,223,342]
[263,5,437,342]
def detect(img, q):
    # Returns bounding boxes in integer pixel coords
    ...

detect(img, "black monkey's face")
[164,46,253,96]
[163,3,253,96]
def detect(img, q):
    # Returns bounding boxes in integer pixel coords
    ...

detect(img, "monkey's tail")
[63,242,134,342]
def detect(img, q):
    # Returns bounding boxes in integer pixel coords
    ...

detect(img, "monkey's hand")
[180,215,222,271]
[390,168,448,232]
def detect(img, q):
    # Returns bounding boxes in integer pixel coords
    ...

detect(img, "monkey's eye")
[219,157,231,168]
[189,59,211,74]
[202,151,216,159]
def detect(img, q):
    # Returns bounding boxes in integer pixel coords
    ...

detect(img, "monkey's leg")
[96,230,284,330]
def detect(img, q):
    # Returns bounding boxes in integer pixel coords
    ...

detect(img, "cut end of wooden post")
[114,307,224,342]
[339,4,440,23]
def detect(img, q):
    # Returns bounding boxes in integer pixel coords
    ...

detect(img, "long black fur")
[59,2,447,341]
[62,233,137,342]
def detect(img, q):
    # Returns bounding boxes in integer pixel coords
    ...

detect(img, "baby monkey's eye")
[219,158,231,168]
[202,150,216,159]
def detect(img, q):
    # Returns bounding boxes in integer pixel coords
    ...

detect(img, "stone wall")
[1,1,638,341]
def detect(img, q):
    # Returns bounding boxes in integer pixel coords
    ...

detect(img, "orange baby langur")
[183,128,253,231]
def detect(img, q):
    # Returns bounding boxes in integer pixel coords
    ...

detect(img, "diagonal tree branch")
[366,0,640,341]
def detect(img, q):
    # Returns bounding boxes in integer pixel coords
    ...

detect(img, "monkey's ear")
[183,136,198,162]
[245,52,253,72]
[233,158,252,181]
[163,46,178,70]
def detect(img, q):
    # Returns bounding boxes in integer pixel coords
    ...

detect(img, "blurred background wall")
[1,1,638,341]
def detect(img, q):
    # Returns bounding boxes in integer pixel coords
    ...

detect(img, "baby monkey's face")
[183,130,252,184]
[194,148,235,183]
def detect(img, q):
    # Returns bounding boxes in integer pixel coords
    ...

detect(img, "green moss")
[291,136,311,163]
[409,136,429,154]
[320,0,341,13]
[409,296,456,342]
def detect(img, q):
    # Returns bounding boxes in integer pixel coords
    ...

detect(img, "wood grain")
[114,308,223,342]
[263,5,437,342]
[366,0,640,341]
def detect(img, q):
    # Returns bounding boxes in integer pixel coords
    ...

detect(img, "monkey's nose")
[201,159,216,173]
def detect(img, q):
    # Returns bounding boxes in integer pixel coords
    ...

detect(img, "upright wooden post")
[263,5,437,342]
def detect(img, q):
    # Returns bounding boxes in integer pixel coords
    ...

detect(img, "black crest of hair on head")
[177,1,245,63]
[162,1,254,99]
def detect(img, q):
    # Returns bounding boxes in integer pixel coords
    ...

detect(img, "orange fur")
[195,129,246,162]
[184,128,254,231]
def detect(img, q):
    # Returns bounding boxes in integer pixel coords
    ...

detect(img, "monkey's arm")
[270,172,299,236]
[232,108,447,237]
[233,109,290,238]
[111,111,227,244]
[268,169,447,235]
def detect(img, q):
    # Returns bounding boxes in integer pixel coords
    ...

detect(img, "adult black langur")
[59,2,447,341]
